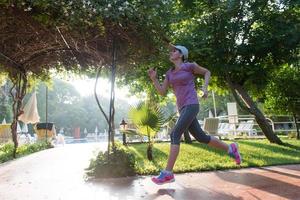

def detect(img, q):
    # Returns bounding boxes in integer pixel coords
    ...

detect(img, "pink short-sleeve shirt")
[166,62,199,110]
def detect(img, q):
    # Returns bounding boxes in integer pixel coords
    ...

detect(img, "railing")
[217,115,299,133]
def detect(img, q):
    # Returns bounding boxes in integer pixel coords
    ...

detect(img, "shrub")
[0,141,53,163]
[17,141,53,156]
[128,101,174,161]
[86,143,136,178]
[0,143,14,163]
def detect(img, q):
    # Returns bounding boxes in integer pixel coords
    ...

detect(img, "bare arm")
[192,62,211,98]
[148,68,169,96]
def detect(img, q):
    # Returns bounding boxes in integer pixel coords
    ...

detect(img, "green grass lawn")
[128,139,300,175]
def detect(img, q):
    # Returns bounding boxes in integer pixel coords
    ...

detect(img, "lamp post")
[45,85,48,141]
[120,118,127,145]
[212,90,217,117]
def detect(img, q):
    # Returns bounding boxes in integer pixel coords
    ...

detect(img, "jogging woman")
[148,44,241,185]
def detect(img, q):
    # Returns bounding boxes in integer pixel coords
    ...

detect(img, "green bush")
[0,141,53,163]
[17,141,53,156]
[0,143,14,163]
[86,143,136,178]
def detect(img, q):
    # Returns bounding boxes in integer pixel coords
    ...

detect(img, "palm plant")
[128,101,172,161]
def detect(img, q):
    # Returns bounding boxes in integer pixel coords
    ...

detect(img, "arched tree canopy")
[0,0,175,79]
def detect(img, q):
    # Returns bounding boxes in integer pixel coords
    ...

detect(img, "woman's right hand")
[148,68,157,81]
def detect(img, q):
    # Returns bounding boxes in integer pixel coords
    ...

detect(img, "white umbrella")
[59,128,64,134]
[22,123,28,133]
[209,110,214,118]
[19,92,40,124]
[17,122,22,133]
[2,118,6,124]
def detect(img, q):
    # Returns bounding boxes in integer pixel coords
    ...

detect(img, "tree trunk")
[146,129,153,160]
[122,133,127,145]
[94,66,112,158]
[147,142,153,161]
[293,114,300,140]
[110,104,116,147]
[109,38,117,149]
[227,81,283,144]
[10,72,28,158]
[10,121,18,158]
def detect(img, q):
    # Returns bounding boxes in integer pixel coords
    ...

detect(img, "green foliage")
[265,65,300,116]
[2,0,173,28]
[2,75,133,135]
[0,143,14,163]
[28,78,130,135]
[120,0,299,101]
[0,72,7,86]
[128,101,168,138]
[1,0,176,87]
[128,101,171,160]
[86,143,136,178]
[114,2,300,139]
[197,92,246,119]
[0,83,12,122]
[173,0,300,94]
[40,0,172,27]
[16,141,53,156]
[0,141,52,163]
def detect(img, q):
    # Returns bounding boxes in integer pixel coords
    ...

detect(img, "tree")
[33,78,131,135]
[118,1,300,144]
[0,0,174,155]
[128,101,170,160]
[265,65,300,139]
[168,0,300,144]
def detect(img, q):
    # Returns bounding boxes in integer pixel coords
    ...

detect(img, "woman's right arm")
[148,68,169,96]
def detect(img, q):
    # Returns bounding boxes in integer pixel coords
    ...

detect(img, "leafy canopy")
[265,64,300,116]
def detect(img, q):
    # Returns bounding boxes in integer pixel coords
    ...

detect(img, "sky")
[68,77,141,105]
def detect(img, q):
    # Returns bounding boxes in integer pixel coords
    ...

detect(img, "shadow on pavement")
[146,187,243,200]
[260,167,300,179]
[216,170,300,200]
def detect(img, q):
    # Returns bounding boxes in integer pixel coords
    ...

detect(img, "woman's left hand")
[201,88,208,98]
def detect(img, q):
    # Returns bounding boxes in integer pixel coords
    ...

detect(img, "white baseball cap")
[169,44,188,60]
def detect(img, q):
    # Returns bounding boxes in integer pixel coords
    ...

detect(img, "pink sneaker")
[229,143,242,165]
[151,170,175,185]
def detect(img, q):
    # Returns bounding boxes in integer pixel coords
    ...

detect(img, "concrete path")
[0,143,299,200]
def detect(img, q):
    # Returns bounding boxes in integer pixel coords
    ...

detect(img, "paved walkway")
[0,143,299,200]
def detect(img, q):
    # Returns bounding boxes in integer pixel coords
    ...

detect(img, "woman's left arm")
[192,62,211,98]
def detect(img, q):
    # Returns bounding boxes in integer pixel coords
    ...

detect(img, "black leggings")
[170,104,211,145]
